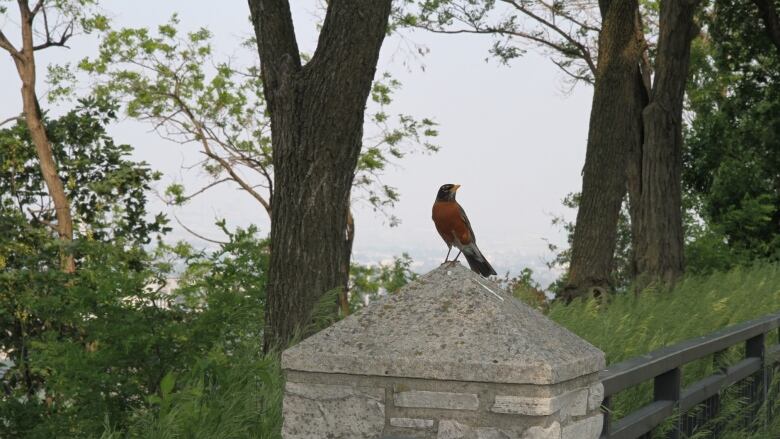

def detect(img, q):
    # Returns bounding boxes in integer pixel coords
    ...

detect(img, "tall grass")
[99,287,345,439]
[101,342,283,439]
[547,262,780,437]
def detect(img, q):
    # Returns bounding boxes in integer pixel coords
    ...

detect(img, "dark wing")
[457,203,477,244]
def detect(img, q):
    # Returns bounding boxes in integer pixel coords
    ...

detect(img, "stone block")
[390,417,435,429]
[437,420,515,439]
[493,388,588,418]
[559,389,588,419]
[282,382,384,439]
[395,390,479,410]
[492,394,561,416]
[587,382,604,411]
[561,414,603,439]
[521,422,561,439]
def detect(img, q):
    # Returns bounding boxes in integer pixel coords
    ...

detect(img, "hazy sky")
[0,1,594,286]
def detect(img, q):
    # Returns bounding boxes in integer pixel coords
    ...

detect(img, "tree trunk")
[753,0,780,55]
[625,69,649,286]
[11,5,76,273]
[635,0,700,286]
[626,12,652,286]
[249,0,392,351]
[562,0,643,302]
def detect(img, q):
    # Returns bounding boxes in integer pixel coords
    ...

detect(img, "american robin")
[432,184,496,277]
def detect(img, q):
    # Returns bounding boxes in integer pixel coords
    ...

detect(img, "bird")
[431,184,496,277]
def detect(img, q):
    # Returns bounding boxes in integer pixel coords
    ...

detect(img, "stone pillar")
[281,264,605,439]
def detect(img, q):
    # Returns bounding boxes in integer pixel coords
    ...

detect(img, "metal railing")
[600,312,780,438]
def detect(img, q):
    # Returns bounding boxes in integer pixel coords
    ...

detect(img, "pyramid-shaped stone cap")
[282,264,605,385]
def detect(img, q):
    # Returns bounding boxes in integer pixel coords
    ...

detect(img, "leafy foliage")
[78,16,274,212]
[167,223,269,349]
[348,253,417,312]
[684,0,780,270]
[1,241,181,438]
[78,16,439,225]
[0,98,270,436]
[0,98,168,246]
[0,227,270,438]
[500,267,549,312]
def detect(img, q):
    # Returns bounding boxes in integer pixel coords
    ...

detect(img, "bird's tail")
[462,244,496,277]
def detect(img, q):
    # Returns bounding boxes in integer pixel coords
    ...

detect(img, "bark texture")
[562,0,643,301]
[753,0,780,54]
[249,0,392,350]
[635,0,700,286]
[625,69,650,285]
[1,2,75,273]
[339,208,355,317]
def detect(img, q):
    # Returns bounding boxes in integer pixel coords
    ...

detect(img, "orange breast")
[432,201,471,246]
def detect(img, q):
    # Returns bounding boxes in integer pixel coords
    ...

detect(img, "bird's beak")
[452,184,461,192]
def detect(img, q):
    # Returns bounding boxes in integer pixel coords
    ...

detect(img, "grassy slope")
[547,262,780,435]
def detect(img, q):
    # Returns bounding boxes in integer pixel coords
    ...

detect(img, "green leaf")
[160,372,176,398]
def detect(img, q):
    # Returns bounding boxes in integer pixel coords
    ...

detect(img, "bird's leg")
[452,250,462,262]
[443,246,452,263]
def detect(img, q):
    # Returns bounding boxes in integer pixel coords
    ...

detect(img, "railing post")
[710,349,728,436]
[654,367,681,439]
[772,328,780,423]
[746,333,766,431]
[601,395,611,437]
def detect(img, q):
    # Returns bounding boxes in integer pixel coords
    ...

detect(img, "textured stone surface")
[282,382,384,438]
[492,395,562,416]
[522,422,561,439]
[561,414,603,439]
[282,264,605,384]
[437,420,516,439]
[395,390,479,410]
[437,420,469,439]
[390,417,435,428]
[559,389,588,419]
[492,387,589,421]
[587,382,604,411]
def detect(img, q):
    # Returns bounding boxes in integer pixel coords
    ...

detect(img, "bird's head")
[436,183,460,201]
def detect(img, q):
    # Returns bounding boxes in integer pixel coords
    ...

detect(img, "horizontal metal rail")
[601,312,780,438]
[601,313,780,396]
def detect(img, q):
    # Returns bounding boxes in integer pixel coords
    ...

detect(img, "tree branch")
[413,21,595,79]
[33,21,73,51]
[27,207,59,233]
[551,59,594,84]
[414,23,577,58]
[248,0,302,102]
[170,93,272,214]
[502,0,598,75]
[411,0,598,78]
[164,178,231,205]
[537,0,601,33]
[753,0,780,54]
[0,29,21,58]
[173,214,228,245]
[0,114,23,127]
[30,0,44,17]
